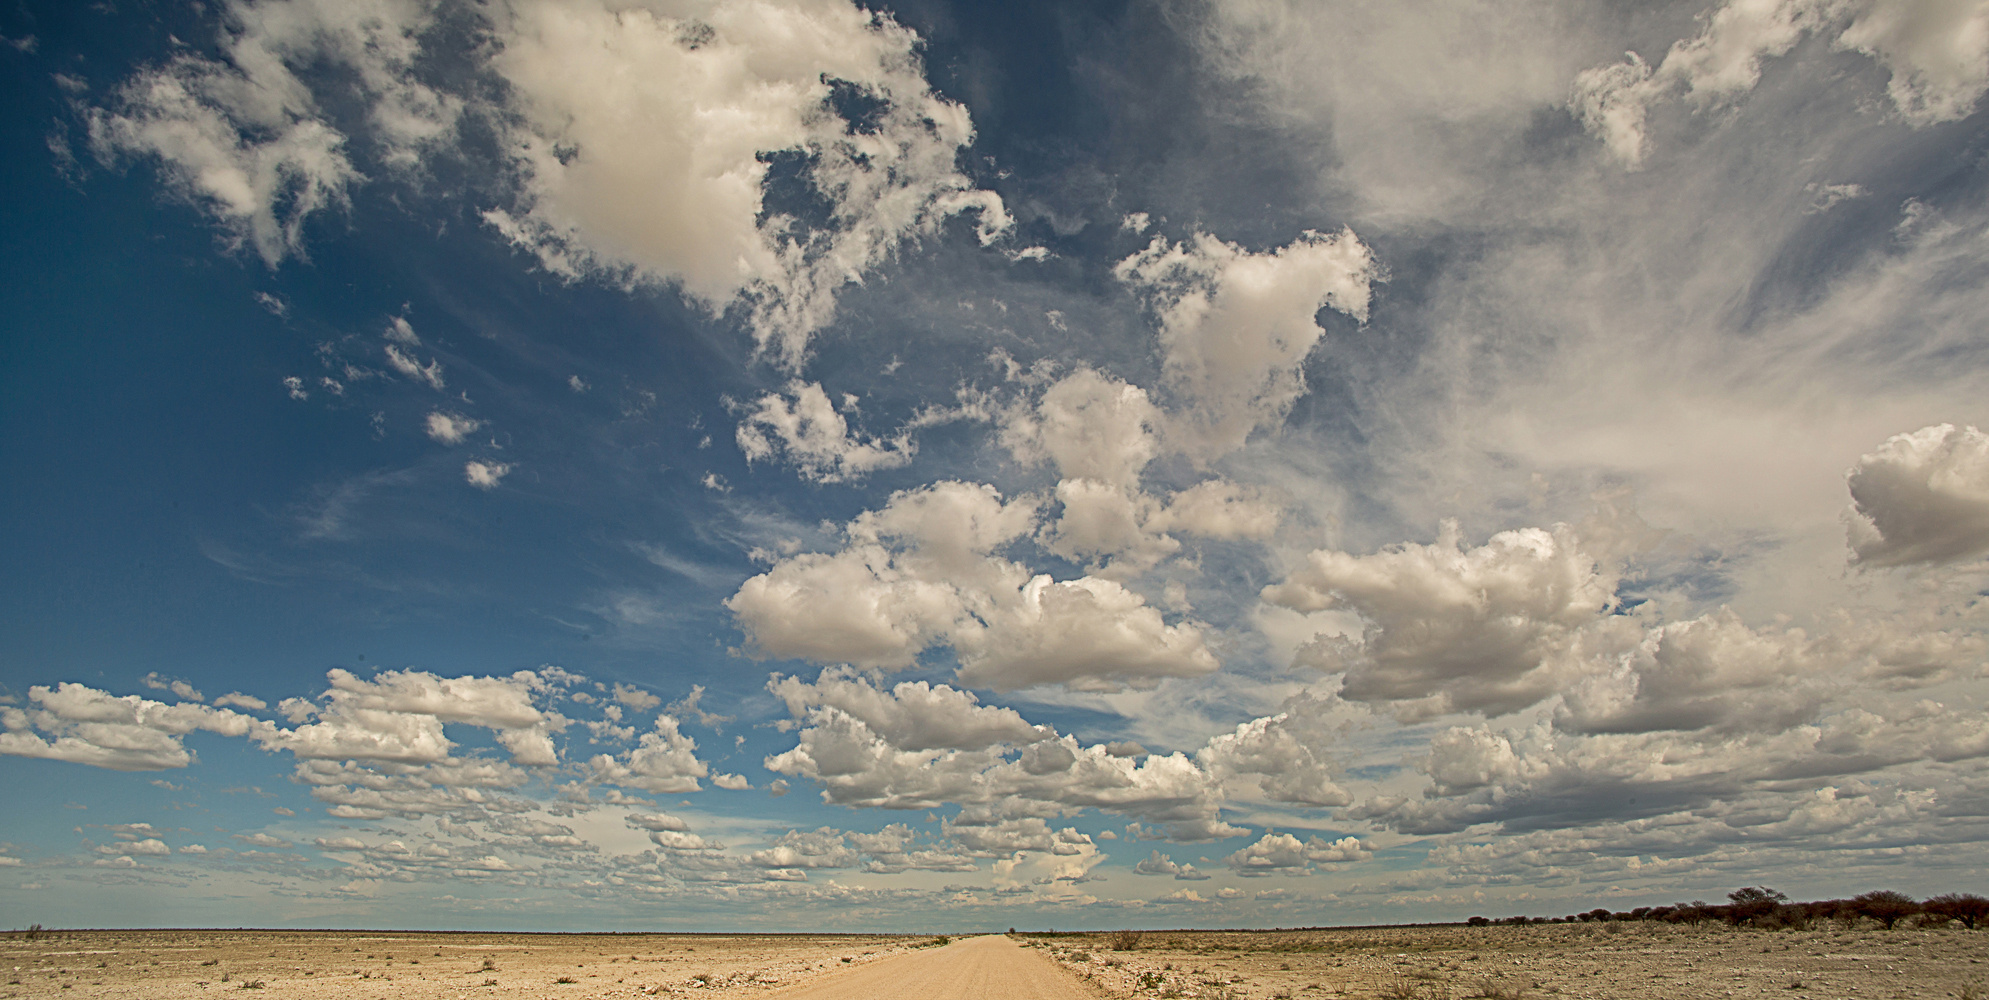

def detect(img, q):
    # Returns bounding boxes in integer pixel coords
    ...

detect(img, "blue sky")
[3,0,1989,931]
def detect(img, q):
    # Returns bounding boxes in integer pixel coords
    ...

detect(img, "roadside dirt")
[6,922,1983,1000]
[0,929,924,999]
[764,935,1102,1000]
[1027,922,1989,1000]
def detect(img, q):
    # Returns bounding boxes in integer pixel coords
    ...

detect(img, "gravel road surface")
[767,935,1102,1000]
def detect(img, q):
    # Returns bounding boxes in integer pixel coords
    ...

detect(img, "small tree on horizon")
[1850,890,1920,929]
[1924,893,1989,930]
[1727,887,1788,925]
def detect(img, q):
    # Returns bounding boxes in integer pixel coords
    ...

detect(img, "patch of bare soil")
[0,929,934,999]
[1025,922,1989,1000]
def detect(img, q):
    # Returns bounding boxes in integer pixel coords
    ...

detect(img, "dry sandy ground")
[769,935,1099,1000]
[1027,923,1989,1000]
[6,923,1985,1000]
[0,928,930,999]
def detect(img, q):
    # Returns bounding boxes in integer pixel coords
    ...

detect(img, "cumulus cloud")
[762,668,1244,841]
[611,683,662,713]
[385,343,445,390]
[1199,693,1356,807]
[92,0,1011,366]
[1846,423,1989,567]
[483,0,1010,365]
[464,461,512,489]
[1574,0,1989,167]
[1224,832,1373,876]
[1000,368,1162,485]
[0,683,267,771]
[143,673,204,702]
[1556,610,1828,735]
[1264,519,1622,719]
[424,411,482,445]
[989,365,1282,575]
[729,481,1215,690]
[587,714,709,794]
[734,382,914,482]
[1359,693,1989,837]
[1116,229,1375,461]
[261,667,560,766]
[745,827,860,869]
[951,575,1217,692]
[83,0,466,260]
[1130,848,1209,880]
[768,668,1047,751]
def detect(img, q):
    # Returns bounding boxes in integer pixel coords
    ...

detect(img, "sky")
[2,0,1988,933]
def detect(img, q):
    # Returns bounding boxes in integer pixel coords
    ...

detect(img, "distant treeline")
[1467,887,1988,930]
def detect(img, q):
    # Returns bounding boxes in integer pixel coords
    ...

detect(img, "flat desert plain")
[1029,923,1989,1000]
[2,922,1985,999]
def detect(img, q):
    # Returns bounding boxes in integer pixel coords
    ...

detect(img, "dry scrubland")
[3,922,1985,1000]
[0,930,922,999]
[1025,922,1989,1000]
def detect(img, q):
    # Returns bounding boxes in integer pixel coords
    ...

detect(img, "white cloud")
[87,0,457,263]
[769,667,1047,751]
[257,667,561,766]
[1152,479,1282,541]
[1116,229,1375,461]
[730,481,1215,690]
[143,673,204,702]
[464,461,512,490]
[1574,0,1989,168]
[384,315,419,345]
[483,0,1009,366]
[611,683,662,713]
[213,692,267,711]
[1556,609,1829,735]
[762,669,1244,841]
[727,483,1022,669]
[1000,368,1161,485]
[951,575,1217,692]
[0,683,266,771]
[586,714,710,794]
[745,827,860,869]
[712,772,751,790]
[1846,423,1989,567]
[1838,0,1989,124]
[1224,832,1372,876]
[385,343,445,390]
[424,411,482,445]
[1036,479,1179,575]
[1263,518,1622,719]
[1199,692,1356,807]
[735,382,915,482]
[625,811,691,833]
[233,831,294,849]
[88,62,359,264]
[1129,849,1209,880]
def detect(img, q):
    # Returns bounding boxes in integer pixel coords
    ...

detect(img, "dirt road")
[767,935,1101,1000]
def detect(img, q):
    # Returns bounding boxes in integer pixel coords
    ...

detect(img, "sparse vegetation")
[1927,893,1989,929]
[1111,930,1144,951]
[1476,885,1981,930]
